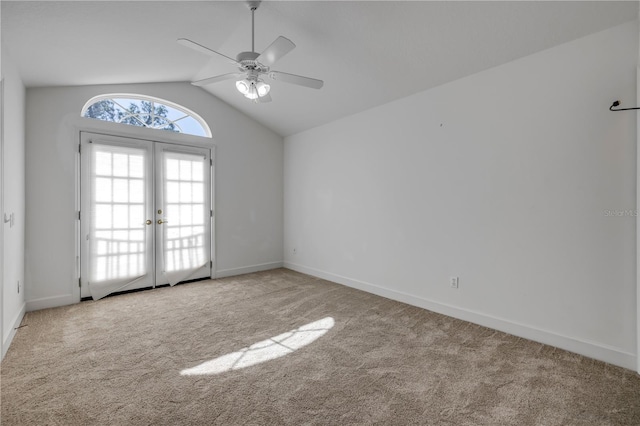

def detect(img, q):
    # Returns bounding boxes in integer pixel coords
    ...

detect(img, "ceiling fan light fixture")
[256,81,270,97]
[235,79,251,95]
[245,82,259,100]
[237,79,269,100]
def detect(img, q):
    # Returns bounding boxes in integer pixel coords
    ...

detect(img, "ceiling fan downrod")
[248,1,261,53]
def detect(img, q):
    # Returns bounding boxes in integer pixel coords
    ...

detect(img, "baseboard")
[26,294,77,312]
[24,263,286,310]
[216,261,284,279]
[2,302,26,360]
[284,261,637,371]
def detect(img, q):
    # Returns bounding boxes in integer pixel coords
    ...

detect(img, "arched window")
[81,94,211,138]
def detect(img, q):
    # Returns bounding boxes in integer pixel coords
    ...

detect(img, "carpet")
[1,268,639,425]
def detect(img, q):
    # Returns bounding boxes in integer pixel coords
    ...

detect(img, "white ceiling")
[2,1,637,137]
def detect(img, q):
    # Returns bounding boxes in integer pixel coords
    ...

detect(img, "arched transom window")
[81,94,211,138]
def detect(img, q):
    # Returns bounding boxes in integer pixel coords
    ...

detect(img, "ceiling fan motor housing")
[236,51,269,74]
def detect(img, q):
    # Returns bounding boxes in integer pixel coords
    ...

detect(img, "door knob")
[157,219,168,225]
[146,220,152,225]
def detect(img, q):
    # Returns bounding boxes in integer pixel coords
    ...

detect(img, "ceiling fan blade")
[257,36,296,67]
[191,72,245,87]
[258,93,272,103]
[177,38,240,66]
[270,71,324,90]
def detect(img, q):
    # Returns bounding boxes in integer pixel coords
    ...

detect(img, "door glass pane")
[90,144,148,282]
[162,151,207,275]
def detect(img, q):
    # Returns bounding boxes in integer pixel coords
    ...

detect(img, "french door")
[80,132,212,300]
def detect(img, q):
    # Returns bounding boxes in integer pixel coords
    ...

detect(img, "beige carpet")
[2,268,639,425]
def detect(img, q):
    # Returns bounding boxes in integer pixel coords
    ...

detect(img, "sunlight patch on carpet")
[180,317,335,376]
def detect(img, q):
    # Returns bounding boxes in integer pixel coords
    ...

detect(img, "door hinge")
[210,260,213,268]
[78,278,81,288]
[210,209,213,218]
[78,211,81,220]
[78,144,81,154]
[210,158,213,166]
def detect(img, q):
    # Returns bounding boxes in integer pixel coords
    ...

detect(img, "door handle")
[146,220,152,225]
[157,219,168,225]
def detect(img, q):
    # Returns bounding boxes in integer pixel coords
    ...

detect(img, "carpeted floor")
[1,268,640,425]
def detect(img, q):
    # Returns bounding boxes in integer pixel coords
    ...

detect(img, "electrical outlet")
[450,277,459,289]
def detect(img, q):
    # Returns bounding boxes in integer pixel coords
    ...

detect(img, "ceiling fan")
[177,0,323,103]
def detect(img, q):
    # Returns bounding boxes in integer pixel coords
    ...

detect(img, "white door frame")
[76,125,216,301]
[0,78,5,359]
[636,66,640,375]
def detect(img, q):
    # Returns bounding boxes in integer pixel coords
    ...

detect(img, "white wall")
[636,8,640,375]
[285,21,638,369]
[25,82,283,310]
[1,48,26,358]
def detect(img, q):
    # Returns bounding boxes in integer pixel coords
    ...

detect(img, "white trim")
[636,9,640,375]
[216,262,283,279]
[636,64,640,374]
[210,145,217,280]
[26,294,77,312]
[73,117,214,149]
[284,262,637,371]
[0,77,4,359]
[2,302,25,359]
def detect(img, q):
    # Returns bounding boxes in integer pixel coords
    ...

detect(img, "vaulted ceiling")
[2,1,637,136]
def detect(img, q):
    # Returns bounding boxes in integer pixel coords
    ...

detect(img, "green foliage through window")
[82,96,210,137]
